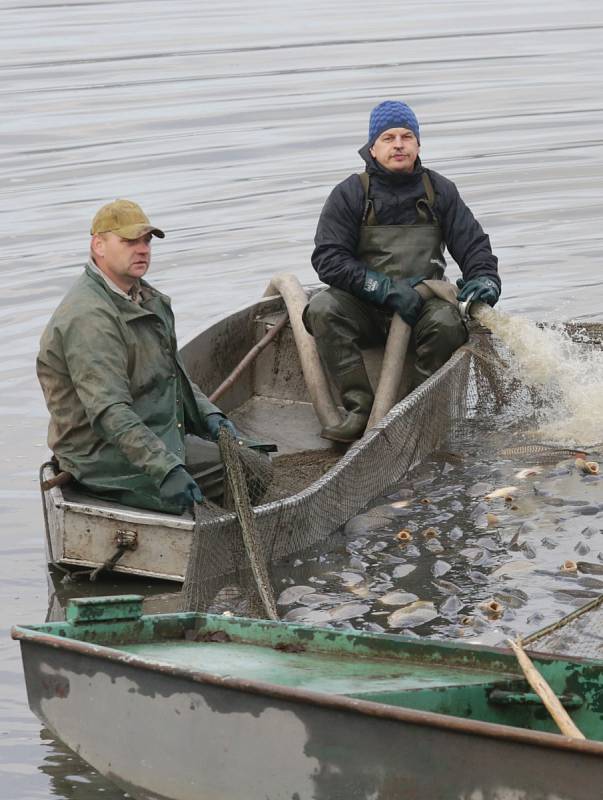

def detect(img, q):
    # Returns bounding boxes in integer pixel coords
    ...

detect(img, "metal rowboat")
[12,595,603,800]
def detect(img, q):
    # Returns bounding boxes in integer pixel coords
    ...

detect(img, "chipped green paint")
[66,595,144,624]
[12,595,603,740]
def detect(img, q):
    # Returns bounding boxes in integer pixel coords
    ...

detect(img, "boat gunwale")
[12,618,603,759]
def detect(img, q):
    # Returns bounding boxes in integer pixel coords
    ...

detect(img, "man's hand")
[205,412,237,441]
[358,269,424,326]
[159,466,203,510]
[456,276,500,307]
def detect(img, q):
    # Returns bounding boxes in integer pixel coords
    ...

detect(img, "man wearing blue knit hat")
[304,100,501,443]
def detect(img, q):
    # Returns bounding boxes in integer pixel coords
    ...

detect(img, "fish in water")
[335,572,365,587]
[378,590,418,606]
[577,561,603,575]
[432,560,452,577]
[277,585,315,606]
[479,599,504,619]
[484,486,518,500]
[440,594,463,618]
[387,600,438,629]
[575,458,600,475]
[390,499,411,509]
[493,589,528,609]
[498,444,588,463]
[514,467,543,479]
[392,564,416,579]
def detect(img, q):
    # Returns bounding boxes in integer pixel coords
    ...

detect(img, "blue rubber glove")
[456,276,500,307]
[205,412,237,441]
[357,269,425,326]
[159,466,203,511]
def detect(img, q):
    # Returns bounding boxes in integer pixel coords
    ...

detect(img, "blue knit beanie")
[368,100,420,145]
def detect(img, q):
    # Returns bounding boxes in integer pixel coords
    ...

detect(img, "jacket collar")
[84,264,171,321]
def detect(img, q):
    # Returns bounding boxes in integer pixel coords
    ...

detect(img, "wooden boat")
[40,288,488,583]
[12,594,603,800]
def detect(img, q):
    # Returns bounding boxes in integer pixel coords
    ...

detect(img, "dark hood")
[358,142,424,188]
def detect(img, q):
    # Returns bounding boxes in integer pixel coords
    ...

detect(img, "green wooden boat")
[12,595,603,800]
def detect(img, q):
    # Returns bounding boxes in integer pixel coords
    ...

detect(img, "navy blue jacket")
[311,145,500,295]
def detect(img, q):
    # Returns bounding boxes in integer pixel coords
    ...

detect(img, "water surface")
[2,1,603,796]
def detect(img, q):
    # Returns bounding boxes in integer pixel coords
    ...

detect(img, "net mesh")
[181,322,603,619]
[184,325,489,614]
[521,596,603,660]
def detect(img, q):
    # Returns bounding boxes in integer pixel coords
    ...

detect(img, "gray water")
[2,0,603,796]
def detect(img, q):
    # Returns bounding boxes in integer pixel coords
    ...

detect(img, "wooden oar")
[507,638,585,739]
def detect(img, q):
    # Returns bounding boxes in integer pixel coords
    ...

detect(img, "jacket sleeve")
[182,375,225,438]
[432,172,501,290]
[62,310,181,486]
[311,175,369,294]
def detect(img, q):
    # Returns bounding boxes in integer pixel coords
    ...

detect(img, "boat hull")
[14,599,603,800]
[19,637,603,800]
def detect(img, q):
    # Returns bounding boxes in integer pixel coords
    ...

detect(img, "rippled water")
[2,1,603,796]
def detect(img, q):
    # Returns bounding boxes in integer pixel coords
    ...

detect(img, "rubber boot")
[320,364,374,444]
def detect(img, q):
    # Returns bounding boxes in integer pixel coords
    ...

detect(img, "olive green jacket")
[36,265,222,512]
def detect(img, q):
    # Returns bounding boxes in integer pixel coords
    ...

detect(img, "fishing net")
[181,318,603,619]
[522,595,603,660]
[182,322,505,615]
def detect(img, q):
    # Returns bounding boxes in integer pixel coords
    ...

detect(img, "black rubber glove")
[357,269,424,326]
[159,466,203,511]
[456,276,500,307]
[205,412,237,441]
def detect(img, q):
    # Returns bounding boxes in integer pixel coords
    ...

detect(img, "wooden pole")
[507,638,585,739]
[209,313,289,403]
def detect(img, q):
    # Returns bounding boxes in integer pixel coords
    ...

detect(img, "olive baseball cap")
[90,199,165,239]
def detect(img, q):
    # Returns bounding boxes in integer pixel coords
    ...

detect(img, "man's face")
[91,232,152,291]
[369,127,420,174]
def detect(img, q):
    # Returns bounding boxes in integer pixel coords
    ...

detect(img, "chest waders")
[307,171,463,443]
[356,171,445,282]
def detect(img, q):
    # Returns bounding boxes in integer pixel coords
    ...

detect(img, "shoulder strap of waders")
[416,171,438,224]
[359,171,438,225]
[358,172,379,226]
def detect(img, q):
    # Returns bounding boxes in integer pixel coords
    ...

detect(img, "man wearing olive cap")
[304,100,501,443]
[37,199,237,514]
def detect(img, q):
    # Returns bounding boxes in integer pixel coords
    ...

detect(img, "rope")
[217,428,279,620]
